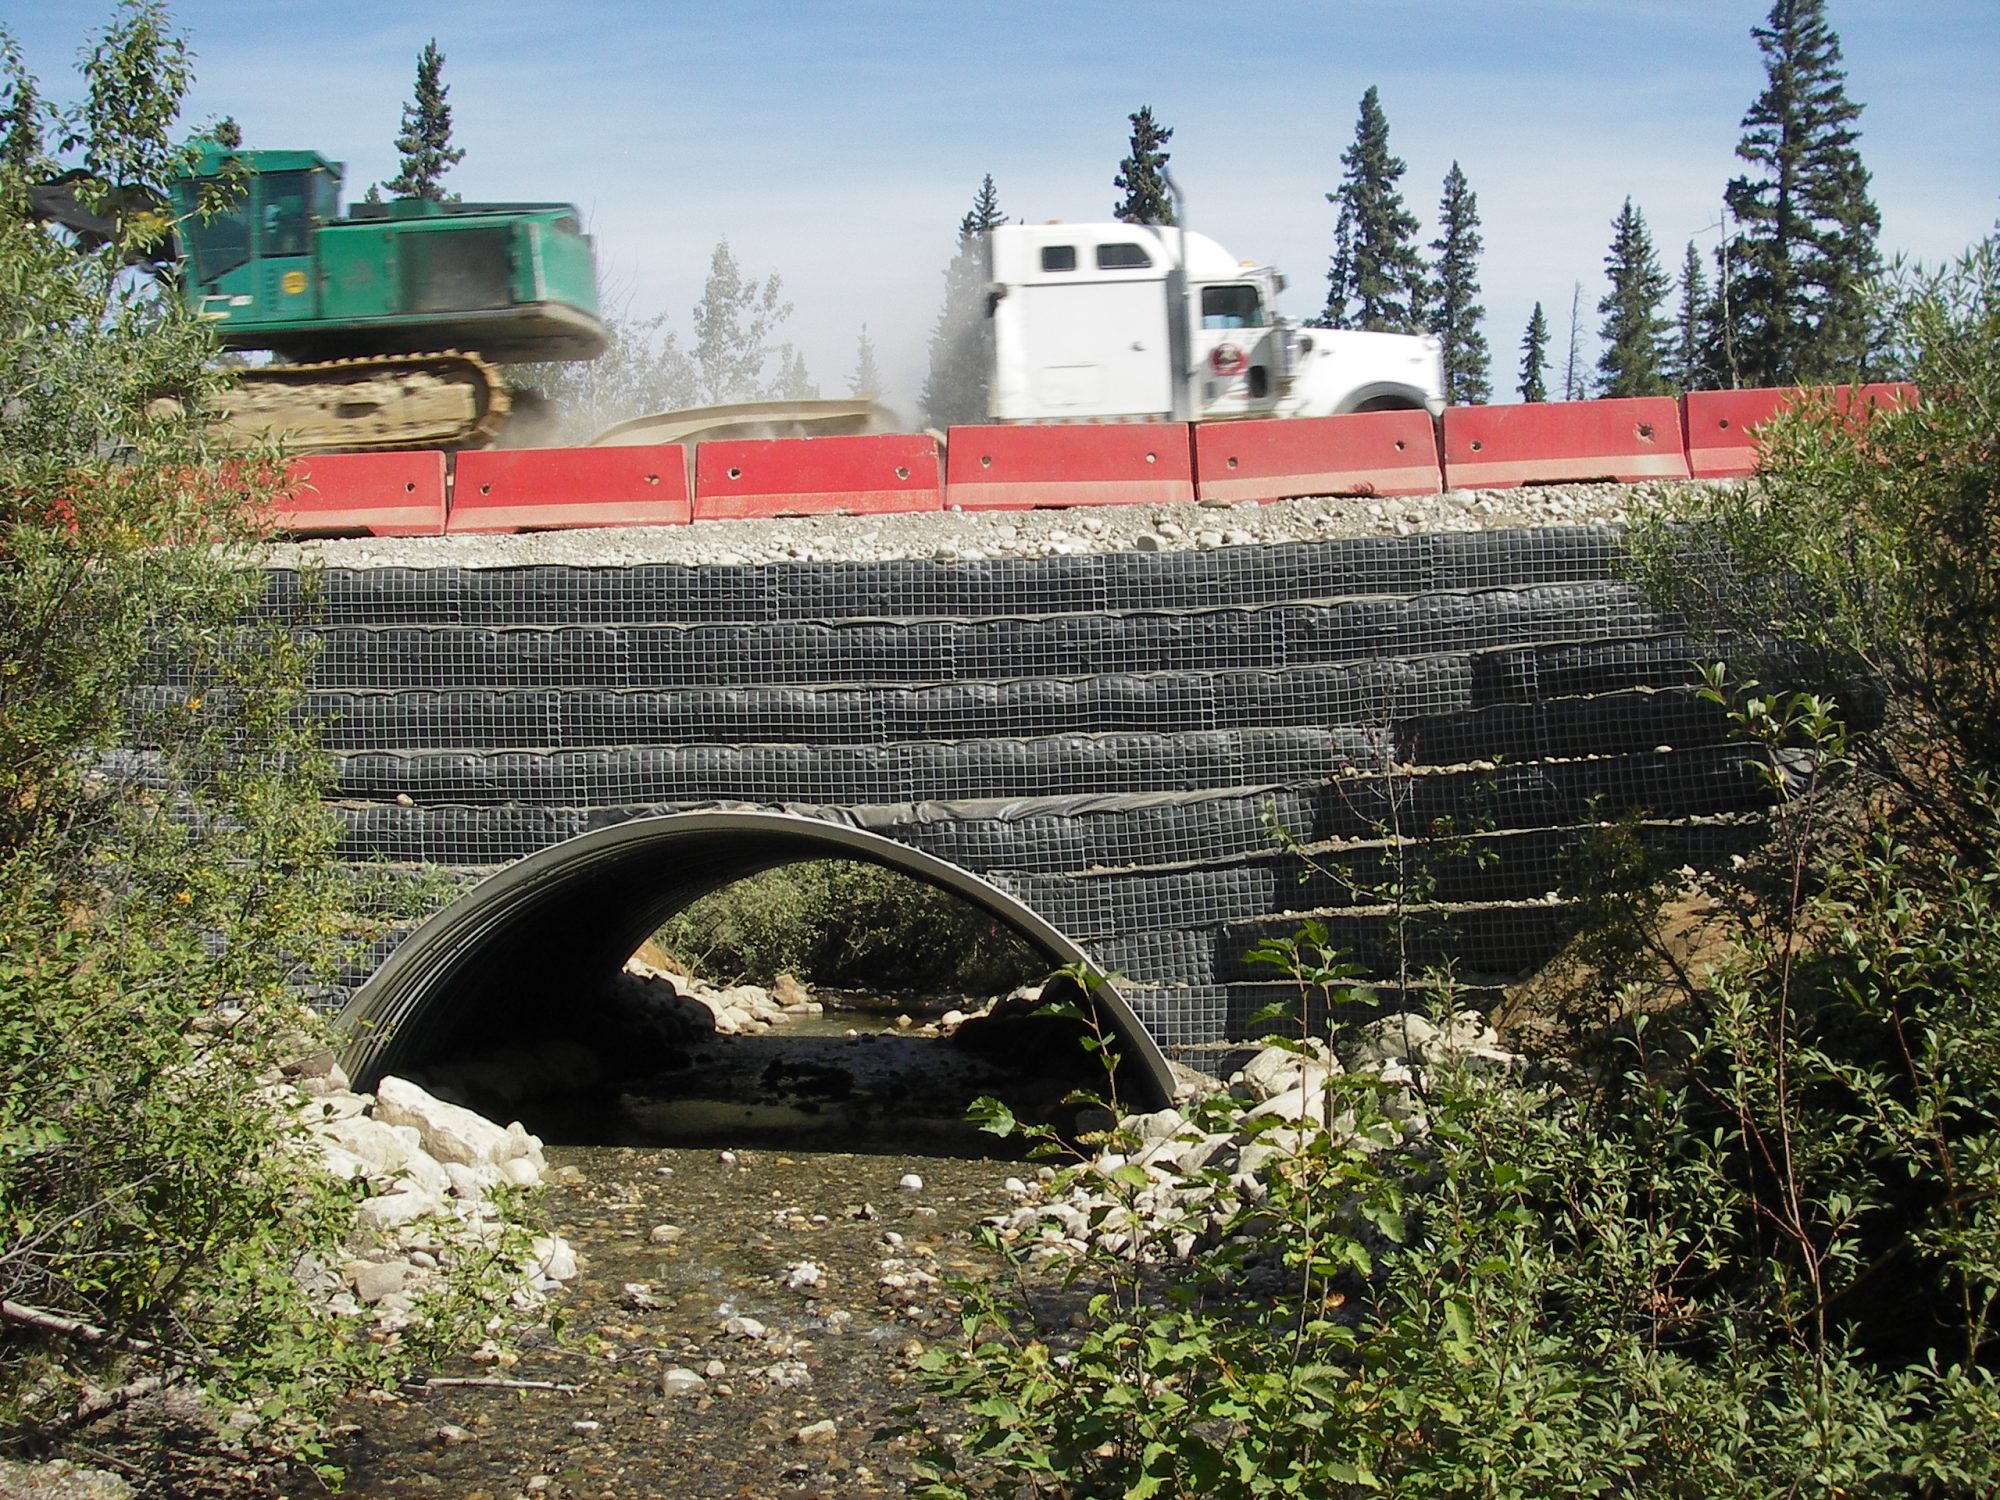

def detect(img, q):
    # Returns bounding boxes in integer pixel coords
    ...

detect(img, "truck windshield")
[1201,285,1265,329]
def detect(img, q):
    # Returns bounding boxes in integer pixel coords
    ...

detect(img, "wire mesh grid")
[187,525,1771,1055]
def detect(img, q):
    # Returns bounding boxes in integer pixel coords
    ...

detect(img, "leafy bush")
[914,246,2000,1497]
[653,858,1044,995]
[0,4,499,1474]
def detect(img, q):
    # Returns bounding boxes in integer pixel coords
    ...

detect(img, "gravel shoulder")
[254,481,1671,573]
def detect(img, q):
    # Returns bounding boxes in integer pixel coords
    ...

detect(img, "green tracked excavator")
[32,143,891,453]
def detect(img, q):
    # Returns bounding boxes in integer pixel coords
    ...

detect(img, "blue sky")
[18,2,1999,417]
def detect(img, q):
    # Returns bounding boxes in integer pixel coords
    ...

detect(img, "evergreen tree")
[1318,201,1355,330]
[1722,0,1881,384]
[384,38,464,202]
[690,238,792,404]
[849,324,884,398]
[1673,240,1713,391]
[773,344,817,399]
[1429,161,1489,404]
[1321,86,1425,332]
[362,182,383,205]
[209,114,240,149]
[1597,198,1671,397]
[1518,301,1549,403]
[921,174,1005,428]
[1112,105,1175,226]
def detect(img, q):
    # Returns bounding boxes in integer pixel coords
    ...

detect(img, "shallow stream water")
[327,1006,1077,1498]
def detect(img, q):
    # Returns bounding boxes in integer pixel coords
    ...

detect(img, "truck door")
[1191,282,1281,419]
[252,169,319,324]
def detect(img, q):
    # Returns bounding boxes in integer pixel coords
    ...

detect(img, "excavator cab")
[167,148,339,334]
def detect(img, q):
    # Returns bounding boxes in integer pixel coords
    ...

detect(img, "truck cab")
[985,222,1443,424]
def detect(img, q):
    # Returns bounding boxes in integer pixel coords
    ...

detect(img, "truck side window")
[1095,242,1152,270]
[1040,245,1077,273]
[1201,284,1265,329]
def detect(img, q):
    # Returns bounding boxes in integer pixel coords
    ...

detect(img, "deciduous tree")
[691,238,794,404]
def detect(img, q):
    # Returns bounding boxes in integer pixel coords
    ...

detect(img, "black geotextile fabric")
[256,526,1628,628]
[285,583,1669,693]
[195,523,1785,1050]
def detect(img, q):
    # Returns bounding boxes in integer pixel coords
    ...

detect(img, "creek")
[328,1002,1076,1498]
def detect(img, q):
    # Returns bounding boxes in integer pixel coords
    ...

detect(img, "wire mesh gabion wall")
[217,524,1764,1071]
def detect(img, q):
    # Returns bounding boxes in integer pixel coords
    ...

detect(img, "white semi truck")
[985,220,1445,426]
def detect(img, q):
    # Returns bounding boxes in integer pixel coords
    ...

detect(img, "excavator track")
[212,350,512,453]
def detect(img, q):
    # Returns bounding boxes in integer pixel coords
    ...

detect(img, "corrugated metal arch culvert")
[338,809,1176,1110]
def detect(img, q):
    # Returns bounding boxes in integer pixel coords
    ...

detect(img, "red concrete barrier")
[944,423,1195,509]
[1441,397,1689,489]
[692,433,942,520]
[1193,410,1441,503]
[268,452,447,537]
[1683,383,1919,479]
[446,445,691,533]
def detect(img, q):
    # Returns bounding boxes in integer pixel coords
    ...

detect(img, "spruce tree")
[1518,302,1550,403]
[210,114,240,149]
[1673,240,1713,391]
[1112,106,1175,226]
[384,38,464,202]
[849,324,884,399]
[1429,161,1489,404]
[1322,86,1426,333]
[1597,198,1671,397]
[1722,0,1881,384]
[921,174,1005,428]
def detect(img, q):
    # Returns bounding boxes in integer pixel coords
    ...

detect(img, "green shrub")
[0,6,501,1476]
[653,859,1044,995]
[914,246,2000,1497]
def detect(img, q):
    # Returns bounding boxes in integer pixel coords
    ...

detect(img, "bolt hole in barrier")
[337,810,1176,1108]
[693,433,944,520]
[945,423,1195,509]
[444,445,693,533]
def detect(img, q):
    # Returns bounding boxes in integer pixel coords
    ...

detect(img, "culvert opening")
[341,813,1175,1154]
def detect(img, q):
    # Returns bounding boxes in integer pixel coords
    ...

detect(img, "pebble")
[647,1223,683,1244]
[661,1367,706,1397]
[793,1419,839,1446]
[897,1173,924,1192]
